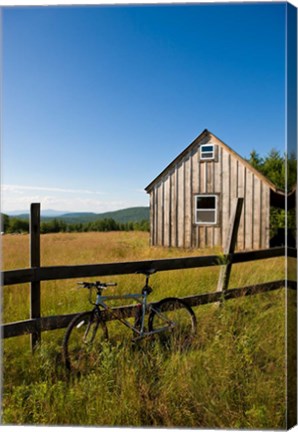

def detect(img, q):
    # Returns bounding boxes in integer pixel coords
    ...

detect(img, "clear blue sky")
[2,2,287,213]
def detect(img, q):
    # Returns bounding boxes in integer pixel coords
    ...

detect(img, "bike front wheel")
[63,310,108,373]
[148,297,197,350]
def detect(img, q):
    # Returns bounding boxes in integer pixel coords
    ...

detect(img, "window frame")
[200,144,215,161]
[194,194,218,225]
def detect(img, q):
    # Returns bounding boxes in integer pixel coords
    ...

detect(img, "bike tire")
[148,297,197,350]
[62,310,108,373]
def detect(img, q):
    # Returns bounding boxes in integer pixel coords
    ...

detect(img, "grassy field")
[2,232,288,428]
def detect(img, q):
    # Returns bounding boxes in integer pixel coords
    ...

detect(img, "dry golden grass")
[2,231,285,323]
[2,231,223,268]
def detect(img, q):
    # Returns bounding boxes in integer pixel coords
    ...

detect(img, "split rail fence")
[1,202,297,351]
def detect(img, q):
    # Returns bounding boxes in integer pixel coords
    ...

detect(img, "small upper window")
[200,144,215,160]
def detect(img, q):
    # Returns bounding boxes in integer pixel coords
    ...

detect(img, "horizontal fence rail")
[2,246,295,287]
[3,279,296,339]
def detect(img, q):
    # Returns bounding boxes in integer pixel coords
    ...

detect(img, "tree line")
[0,214,150,234]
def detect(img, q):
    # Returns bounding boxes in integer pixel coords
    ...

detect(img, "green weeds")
[2,290,286,428]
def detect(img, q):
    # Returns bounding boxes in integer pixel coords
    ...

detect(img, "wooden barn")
[145,129,286,251]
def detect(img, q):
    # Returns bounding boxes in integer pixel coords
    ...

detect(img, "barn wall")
[149,136,271,251]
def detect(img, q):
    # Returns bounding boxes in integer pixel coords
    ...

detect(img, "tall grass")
[2,232,286,428]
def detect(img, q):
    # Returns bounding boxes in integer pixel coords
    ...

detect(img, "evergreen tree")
[248,150,264,170]
[262,149,285,189]
[1,213,10,233]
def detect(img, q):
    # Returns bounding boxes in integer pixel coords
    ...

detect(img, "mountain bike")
[62,270,197,373]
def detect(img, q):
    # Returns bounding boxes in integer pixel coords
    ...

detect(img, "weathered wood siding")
[148,135,270,251]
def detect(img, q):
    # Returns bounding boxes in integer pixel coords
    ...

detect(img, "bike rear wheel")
[63,310,108,373]
[148,297,197,350]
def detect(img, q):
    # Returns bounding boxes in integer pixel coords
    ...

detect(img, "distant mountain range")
[7,209,68,217]
[6,207,150,224]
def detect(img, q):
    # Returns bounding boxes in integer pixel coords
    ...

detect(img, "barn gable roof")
[145,129,285,196]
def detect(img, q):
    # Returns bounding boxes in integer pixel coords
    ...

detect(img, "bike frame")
[93,290,174,340]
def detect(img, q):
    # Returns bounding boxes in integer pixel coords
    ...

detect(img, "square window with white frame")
[200,144,215,160]
[195,195,218,224]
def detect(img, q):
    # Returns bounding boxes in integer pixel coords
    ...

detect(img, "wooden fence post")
[217,197,244,293]
[30,203,41,351]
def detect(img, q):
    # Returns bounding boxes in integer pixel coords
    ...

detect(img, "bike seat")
[136,269,156,276]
